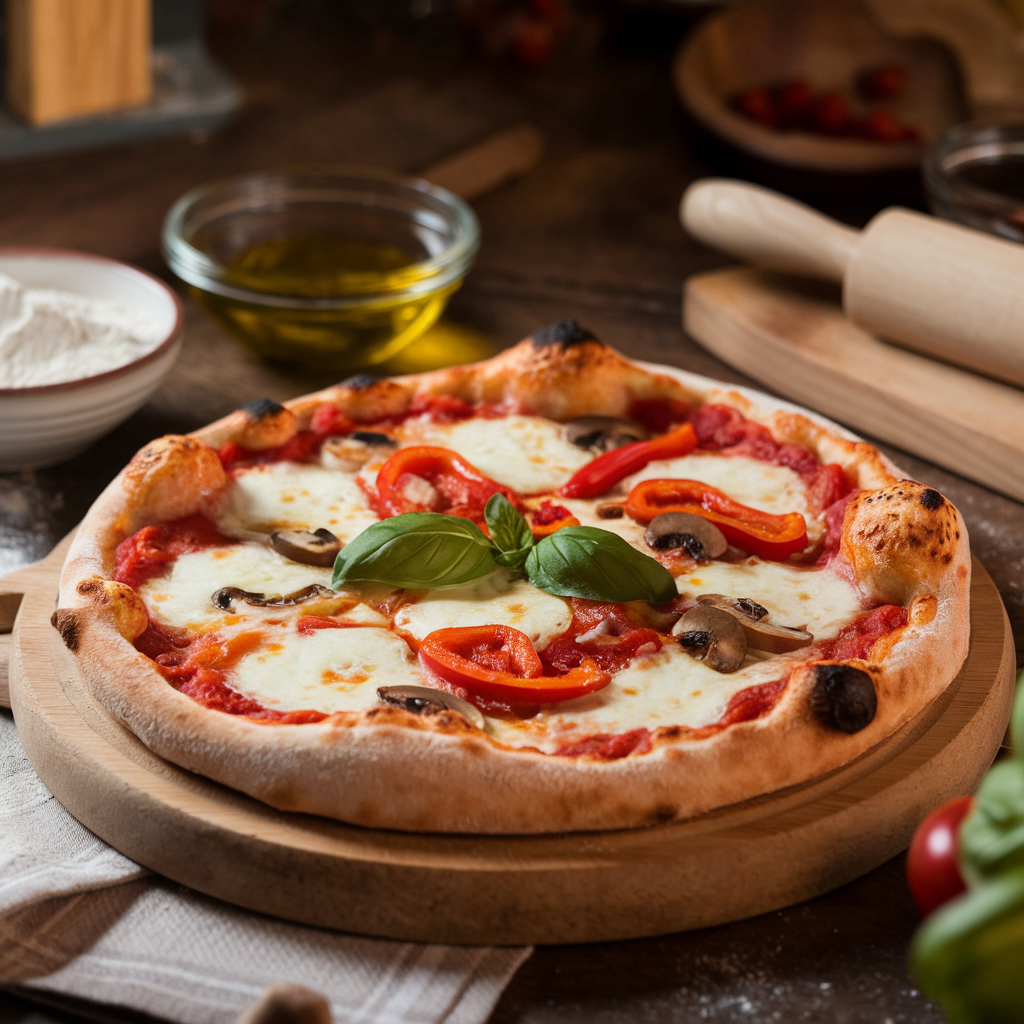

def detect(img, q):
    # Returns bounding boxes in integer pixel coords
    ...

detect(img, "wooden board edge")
[683,268,1024,505]
[7,550,1015,943]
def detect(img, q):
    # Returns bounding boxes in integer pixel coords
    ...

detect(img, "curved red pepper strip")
[625,479,808,561]
[558,423,698,499]
[419,625,611,703]
[373,446,520,520]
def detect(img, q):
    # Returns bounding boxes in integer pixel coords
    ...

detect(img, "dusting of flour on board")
[0,272,165,388]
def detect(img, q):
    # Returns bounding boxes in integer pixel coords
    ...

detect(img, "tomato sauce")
[137,620,327,723]
[819,604,909,661]
[113,515,234,592]
[554,728,652,760]
[539,599,663,675]
[687,403,851,514]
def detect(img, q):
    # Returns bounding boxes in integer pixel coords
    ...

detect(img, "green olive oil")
[192,234,461,371]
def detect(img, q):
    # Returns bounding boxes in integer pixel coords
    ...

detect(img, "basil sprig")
[332,498,677,605]
[484,494,534,570]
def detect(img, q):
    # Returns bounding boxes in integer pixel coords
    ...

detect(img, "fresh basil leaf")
[912,866,1024,1024]
[332,513,496,590]
[484,493,533,569]
[960,760,1024,884]
[524,525,677,604]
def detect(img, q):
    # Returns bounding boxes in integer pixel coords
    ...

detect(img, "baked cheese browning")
[100,350,934,759]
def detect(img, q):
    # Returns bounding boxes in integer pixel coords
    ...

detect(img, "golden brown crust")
[118,435,226,532]
[56,334,971,834]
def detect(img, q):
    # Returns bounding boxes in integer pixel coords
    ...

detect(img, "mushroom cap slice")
[269,528,342,568]
[211,583,336,611]
[564,416,647,453]
[645,512,728,560]
[696,594,813,654]
[377,685,486,730]
[672,604,747,673]
[809,664,877,733]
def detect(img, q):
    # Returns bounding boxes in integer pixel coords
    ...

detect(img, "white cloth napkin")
[0,710,530,1024]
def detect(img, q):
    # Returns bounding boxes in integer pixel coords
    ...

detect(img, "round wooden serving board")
[2,539,1016,946]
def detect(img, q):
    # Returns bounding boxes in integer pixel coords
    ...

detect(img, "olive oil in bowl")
[163,168,479,372]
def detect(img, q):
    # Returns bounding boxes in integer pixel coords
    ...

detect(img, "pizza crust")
[55,335,971,834]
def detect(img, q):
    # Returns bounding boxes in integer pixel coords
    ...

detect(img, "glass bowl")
[161,167,480,372]
[923,122,1024,243]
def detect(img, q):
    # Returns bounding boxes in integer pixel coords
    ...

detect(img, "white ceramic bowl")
[0,249,183,471]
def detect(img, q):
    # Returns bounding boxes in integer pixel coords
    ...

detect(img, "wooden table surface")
[2,6,1020,1022]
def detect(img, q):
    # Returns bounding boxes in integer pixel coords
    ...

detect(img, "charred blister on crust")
[809,664,877,734]
[75,578,149,640]
[51,608,80,651]
[232,399,297,450]
[919,488,944,511]
[339,372,379,390]
[531,319,597,350]
[242,397,285,420]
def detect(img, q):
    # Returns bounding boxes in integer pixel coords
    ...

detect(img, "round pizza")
[54,322,970,833]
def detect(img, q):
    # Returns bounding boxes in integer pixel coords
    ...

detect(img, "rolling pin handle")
[680,179,859,283]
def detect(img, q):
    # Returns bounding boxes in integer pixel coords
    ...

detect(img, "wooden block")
[6,0,151,126]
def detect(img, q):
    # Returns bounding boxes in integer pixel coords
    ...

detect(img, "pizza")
[53,321,970,834]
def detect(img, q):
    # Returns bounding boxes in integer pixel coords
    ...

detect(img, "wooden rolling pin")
[681,179,1024,389]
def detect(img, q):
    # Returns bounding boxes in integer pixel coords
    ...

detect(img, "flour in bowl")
[0,272,167,388]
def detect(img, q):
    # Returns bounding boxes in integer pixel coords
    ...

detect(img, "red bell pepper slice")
[373,446,520,521]
[558,423,698,499]
[418,624,611,703]
[624,479,808,561]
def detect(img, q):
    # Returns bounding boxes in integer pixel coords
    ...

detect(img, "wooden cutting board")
[685,267,1024,504]
[0,538,1014,945]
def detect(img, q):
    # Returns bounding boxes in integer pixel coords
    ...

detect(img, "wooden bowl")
[674,0,966,173]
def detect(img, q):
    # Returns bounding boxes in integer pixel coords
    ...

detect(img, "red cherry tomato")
[906,796,973,917]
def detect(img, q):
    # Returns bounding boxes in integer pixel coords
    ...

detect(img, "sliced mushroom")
[696,594,813,654]
[321,432,397,471]
[269,528,342,567]
[809,664,877,734]
[672,605,747,673]
[645,512,728,560]
[212,583,336,611]
[596,502,625,519]
[565,416,647,453]
[377,685,486,730]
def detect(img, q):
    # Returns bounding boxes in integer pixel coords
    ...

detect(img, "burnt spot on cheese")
[919,488,944,511]
[241,397,285,420]
[531,319,597,350]
[51,608,80,652]
[340,373,379,390]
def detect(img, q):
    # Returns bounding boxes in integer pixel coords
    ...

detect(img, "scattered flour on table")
[0,271,166,387]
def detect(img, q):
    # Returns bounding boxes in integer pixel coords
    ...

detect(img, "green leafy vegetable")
[524,525,678,604]
[484,494,533,570]
[912,866,1024,1024]
[332,513,495,590]
[960,760,1024,884]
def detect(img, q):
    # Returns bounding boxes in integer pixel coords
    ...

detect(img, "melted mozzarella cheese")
[487,643,785,751]
[140,543,385,632]
[400,415,592,494]
[675,559,862,639]
[624,452,811,522]
[233,626,420,713]
[219,462,379,542]
[394,571,572,648]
